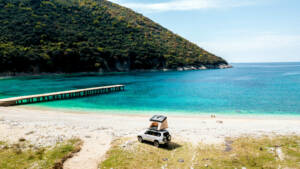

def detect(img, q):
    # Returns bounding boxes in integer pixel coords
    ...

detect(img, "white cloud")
[198,33,300,62]
[110,0,258,12]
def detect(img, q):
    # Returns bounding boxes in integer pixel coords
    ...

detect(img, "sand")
[0,106,300,169]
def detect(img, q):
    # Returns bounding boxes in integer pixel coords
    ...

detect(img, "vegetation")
[0,0,228,73]
[100,136,300,169]
[0,139,82,169]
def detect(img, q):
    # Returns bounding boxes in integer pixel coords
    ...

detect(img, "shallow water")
[0,63,299,116]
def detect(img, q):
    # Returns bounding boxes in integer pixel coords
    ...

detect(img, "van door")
[144,131,152,141]
[151,131,160,142]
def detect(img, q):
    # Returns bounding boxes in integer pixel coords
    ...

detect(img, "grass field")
[0,138,82,169]
[100,136,300,169]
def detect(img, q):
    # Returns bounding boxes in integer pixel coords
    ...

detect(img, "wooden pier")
[0,85,125,106]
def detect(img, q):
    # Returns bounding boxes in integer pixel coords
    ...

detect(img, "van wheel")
[154,140,159,147]
[138,136,143,143]
[167,135,171,141]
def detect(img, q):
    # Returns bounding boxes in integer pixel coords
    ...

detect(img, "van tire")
[154,140,159,147]
[167,135,171,141]
[138,136,143,143]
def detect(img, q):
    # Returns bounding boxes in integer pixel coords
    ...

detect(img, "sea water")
[0,62,299,116]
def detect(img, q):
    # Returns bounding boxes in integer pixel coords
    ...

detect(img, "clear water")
[0,63,300,116]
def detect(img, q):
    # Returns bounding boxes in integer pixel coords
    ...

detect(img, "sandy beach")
[1,106,300,169]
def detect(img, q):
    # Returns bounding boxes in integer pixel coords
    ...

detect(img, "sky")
[110,0,300,63]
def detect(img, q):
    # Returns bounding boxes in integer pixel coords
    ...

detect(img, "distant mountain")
[0,0,230,74]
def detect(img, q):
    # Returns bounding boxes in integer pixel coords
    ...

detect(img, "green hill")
[0,0,229,73]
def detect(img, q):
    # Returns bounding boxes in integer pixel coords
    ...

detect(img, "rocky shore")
[174,64,233,71]
[0,64,232,77]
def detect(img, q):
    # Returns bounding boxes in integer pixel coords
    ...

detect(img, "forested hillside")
[0,0,229,73]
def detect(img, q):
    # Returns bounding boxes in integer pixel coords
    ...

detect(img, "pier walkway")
[0,85,125,106]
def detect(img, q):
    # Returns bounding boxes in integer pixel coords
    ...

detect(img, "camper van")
[137,115,171,147]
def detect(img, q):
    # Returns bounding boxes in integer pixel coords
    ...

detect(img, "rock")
[162,158,168,161]
[216,120,223,124]
[198,66,207,70]
[183,66,197,70]
[178,158,184,163]
[85,135,91,138]
[204,164,208,167]
[242,167,247,169]
[218,64,233,69]
[161,164,168,169]
[25,131,35,135]
[275,147,284,160]
[11,121,20,126]
[120,140,135,149]
[269,147,275,151]
[19,137,26,142]
[224,140,233,152]
[177,67,184,71]
[0,145,7,149]
[97,127,109,130]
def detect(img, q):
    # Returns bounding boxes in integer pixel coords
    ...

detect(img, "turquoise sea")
[0,62,300,116]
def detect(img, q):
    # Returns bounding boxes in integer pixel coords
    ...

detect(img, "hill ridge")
[0,0,230,73]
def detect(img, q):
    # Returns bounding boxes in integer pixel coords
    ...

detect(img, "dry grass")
[100,136,300,169]
[100,138,193,169]
[0,138,82,169]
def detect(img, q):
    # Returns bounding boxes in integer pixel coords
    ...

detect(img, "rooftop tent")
[149,115,168,130]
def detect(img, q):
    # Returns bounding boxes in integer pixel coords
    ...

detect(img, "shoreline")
[0,64,232,78]
[23,104,300,120]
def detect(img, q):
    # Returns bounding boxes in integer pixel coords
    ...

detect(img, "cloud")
[197,33,300,62]
[110,0,258,12]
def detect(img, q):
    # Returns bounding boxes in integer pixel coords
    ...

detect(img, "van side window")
[153,132,161,137]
